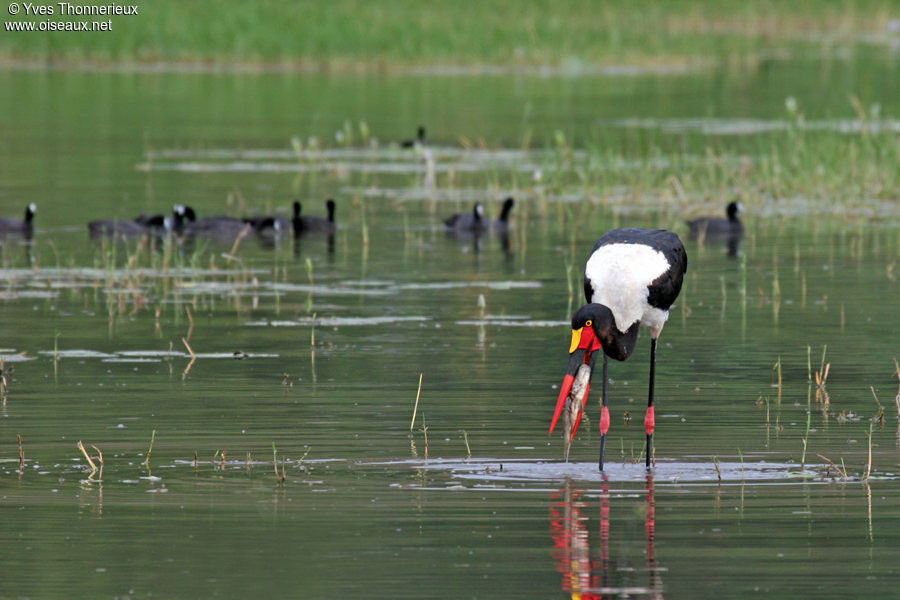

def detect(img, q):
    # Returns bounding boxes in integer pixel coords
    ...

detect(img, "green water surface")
[1,55,899,599]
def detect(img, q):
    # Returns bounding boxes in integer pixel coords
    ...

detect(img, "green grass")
[471,110,900,208]
[2,0,899,68]
[588,127,900,204]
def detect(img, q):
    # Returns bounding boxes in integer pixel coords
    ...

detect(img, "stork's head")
[549,304,638,435]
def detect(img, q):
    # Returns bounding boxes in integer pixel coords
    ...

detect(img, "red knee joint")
[600,405,611,435]
[644,407,655,436]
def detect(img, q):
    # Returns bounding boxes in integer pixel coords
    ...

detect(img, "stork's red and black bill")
[549,323,601,439]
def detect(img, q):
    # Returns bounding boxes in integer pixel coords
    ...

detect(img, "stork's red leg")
[645,338,657,468]
[599,354,610,471]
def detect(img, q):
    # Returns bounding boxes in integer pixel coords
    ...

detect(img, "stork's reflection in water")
[550,476,663,599]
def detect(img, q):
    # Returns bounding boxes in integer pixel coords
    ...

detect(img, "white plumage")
[584,243,672,337]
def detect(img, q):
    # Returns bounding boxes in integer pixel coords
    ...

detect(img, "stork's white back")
[584,243,671,337]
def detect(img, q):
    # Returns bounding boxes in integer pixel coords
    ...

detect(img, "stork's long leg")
[645,338,657,468]
[599,354,610,471]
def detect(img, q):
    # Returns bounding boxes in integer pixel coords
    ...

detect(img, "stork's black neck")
[573,303,640,361]
[601,320,640,361]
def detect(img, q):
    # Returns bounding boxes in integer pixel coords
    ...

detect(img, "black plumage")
[178,207,249,238]
[243,204,292,234]
[88,213,167,237]
[171,205,195,233]
[492,197,515,232]
[400,126,425,148]
[687,201,743,237]
[444,203,487,231]
[0,203,37,235]
[293,200,337,235]
[444,198,515,233]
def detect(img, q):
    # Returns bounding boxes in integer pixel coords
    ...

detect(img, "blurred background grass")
[1,0,898,68]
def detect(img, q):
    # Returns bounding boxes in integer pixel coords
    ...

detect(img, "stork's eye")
[585,320,592,327]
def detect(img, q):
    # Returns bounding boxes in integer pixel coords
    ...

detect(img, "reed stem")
[410,373,423,432]
[144,430,156,469]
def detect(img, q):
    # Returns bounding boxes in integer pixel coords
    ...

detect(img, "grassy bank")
[1,0,899,69]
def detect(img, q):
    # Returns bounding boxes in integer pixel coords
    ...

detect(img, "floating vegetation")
[247,316,429,327]
[140,146,552,174]
[456,318,568,327]
[35,348,278,361]
[0,352,37,363]
[264,283,394,297]
[397,281,541,291]
[100,357,164,363]
[0,263,272,321]
[0,290,60,300]
[0,266,264,282]
[597,116,900,136]
[376,458,829,484]
[38,349,115,359]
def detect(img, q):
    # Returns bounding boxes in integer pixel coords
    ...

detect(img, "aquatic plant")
[272,443,285,483]
[143,430,156,470]
[76,441,104,477]
[0,358,10,400]
[409,373,424,432]
[16,434,24,473]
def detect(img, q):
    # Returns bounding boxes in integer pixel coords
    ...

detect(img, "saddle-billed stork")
[549,228,687,470]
